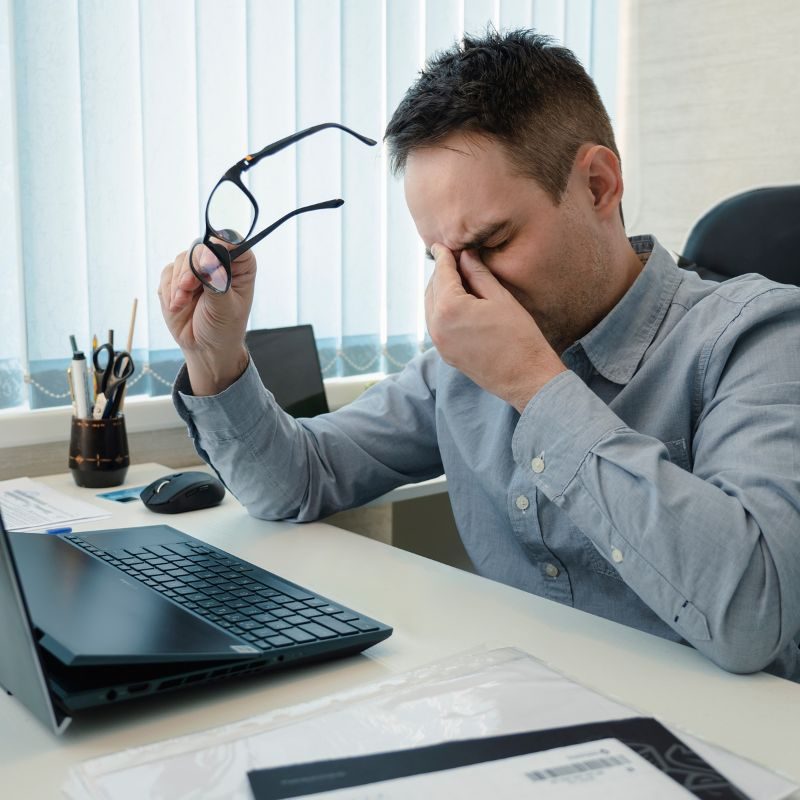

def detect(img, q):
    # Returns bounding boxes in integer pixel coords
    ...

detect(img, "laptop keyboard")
[65,536,379,652]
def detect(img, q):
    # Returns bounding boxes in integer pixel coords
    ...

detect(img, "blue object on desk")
[96,486,145,503]
[45,528,72,535]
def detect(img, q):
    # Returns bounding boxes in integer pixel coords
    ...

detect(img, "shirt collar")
[568,235,684,385]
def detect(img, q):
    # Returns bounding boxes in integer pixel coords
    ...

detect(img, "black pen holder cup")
[68,416,130,488]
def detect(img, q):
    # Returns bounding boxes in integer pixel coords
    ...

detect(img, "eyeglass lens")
[191,243,230,293]
[207,180,256,243]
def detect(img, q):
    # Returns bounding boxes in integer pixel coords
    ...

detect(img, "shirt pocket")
[663,437,691,471]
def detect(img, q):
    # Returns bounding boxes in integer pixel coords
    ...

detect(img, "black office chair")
[677,185,800,284]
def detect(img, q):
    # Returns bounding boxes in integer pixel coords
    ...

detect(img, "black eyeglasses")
[190,122,377,293]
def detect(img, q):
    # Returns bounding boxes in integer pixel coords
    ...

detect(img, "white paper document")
[0,477,110,531]
[64,648,797,800]
[301,739,693,800]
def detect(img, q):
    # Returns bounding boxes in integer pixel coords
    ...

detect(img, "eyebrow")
[425,221,510,260]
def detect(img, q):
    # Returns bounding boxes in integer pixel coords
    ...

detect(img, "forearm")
[514,371,800,673]
[173,353,444,522]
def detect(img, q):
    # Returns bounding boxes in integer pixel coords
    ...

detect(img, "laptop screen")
[245,325,329,418]
[0,512,70,733]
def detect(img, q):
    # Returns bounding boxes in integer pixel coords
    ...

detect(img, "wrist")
[506,360,566,413]
[185,346,250,396]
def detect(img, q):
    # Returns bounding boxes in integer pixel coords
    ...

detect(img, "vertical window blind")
[0,0,618,412]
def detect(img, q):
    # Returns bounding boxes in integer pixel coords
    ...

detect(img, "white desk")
[2,463,799,797]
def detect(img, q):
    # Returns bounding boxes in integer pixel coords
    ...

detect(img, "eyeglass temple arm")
[228,199,345,260]
[245,123,376,166]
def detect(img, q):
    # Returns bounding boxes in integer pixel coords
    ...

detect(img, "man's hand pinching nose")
[425,243,565,412]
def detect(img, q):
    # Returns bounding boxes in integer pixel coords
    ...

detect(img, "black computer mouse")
[141,471,226,514]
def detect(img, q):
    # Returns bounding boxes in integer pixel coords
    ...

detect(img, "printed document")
[0,477,110,531]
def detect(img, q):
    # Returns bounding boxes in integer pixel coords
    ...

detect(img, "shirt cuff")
[172,357,271,442]
[511,370,628,499]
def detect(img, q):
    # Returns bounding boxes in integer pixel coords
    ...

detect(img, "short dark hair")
[384,28,619,204]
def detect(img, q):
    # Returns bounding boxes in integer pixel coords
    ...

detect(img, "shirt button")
[611,547,624,563]
[544,563,560,578]
[531,456,545,474]
[515,495,530,511]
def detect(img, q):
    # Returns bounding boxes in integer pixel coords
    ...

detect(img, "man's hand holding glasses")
[159,122,376,396]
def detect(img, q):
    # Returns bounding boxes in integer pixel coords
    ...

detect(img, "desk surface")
[2,463,799,797]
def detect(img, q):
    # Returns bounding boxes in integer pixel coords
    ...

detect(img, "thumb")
[458,249,503,300]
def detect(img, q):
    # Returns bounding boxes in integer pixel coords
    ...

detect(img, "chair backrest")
[245,325,330,418]
[678,185,800,284]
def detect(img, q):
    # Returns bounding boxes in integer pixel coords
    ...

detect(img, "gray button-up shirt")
[174,236,800,681]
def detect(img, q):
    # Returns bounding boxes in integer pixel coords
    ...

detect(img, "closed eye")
[478,240,509,257]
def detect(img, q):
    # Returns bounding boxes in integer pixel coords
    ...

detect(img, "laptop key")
[252,626,279,638]
[284,615,307,626]
[284,628,315,643]
[300,622,337,639]
[276,585,315,601]
[299,608,322,619]
[350,619,380,632]
[164,543,198,556]
[265,635,292,648]
[252,612,277,624]
[317,617,358,635]
[334,611,359,622]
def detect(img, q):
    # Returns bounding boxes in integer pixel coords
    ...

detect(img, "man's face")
[404,132,614,354]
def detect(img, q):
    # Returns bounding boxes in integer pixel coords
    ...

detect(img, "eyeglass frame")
[189,122,377,294]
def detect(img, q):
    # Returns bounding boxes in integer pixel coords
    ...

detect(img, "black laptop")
[0,511,392,733]
[245,325,330,418]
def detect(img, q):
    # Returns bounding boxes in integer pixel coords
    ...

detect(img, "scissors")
[92,344,134,418]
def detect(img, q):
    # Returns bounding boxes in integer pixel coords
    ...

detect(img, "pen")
[92,333,99,400]
[70,340,90,419]
[66,366,77,416]
[45,527,72,535]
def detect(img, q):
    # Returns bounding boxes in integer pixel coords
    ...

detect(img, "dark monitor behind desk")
[245,325,330,418]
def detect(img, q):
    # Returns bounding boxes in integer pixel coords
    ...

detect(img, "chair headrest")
[681,186,800,284]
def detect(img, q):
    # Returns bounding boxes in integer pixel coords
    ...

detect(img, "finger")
[208,236,257,286]
[430,243,468,301]
[169,249,191,310]
[458,249,505,300]
[157,261,174,312]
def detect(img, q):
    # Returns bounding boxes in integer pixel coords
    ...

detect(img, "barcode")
[526,754,630,782]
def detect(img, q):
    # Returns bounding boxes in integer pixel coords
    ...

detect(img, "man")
[160,30,800,681]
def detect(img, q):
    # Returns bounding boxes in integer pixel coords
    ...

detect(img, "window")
[0,0,618,413]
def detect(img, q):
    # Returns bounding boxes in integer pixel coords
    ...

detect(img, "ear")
[575,144,623,223]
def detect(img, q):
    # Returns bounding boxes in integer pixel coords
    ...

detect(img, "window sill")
[0,373,380,448]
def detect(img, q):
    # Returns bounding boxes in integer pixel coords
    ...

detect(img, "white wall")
[618,0,800,254]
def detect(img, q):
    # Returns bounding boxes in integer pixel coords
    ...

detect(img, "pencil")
[126,298,138,352]
[118,298,138,413]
